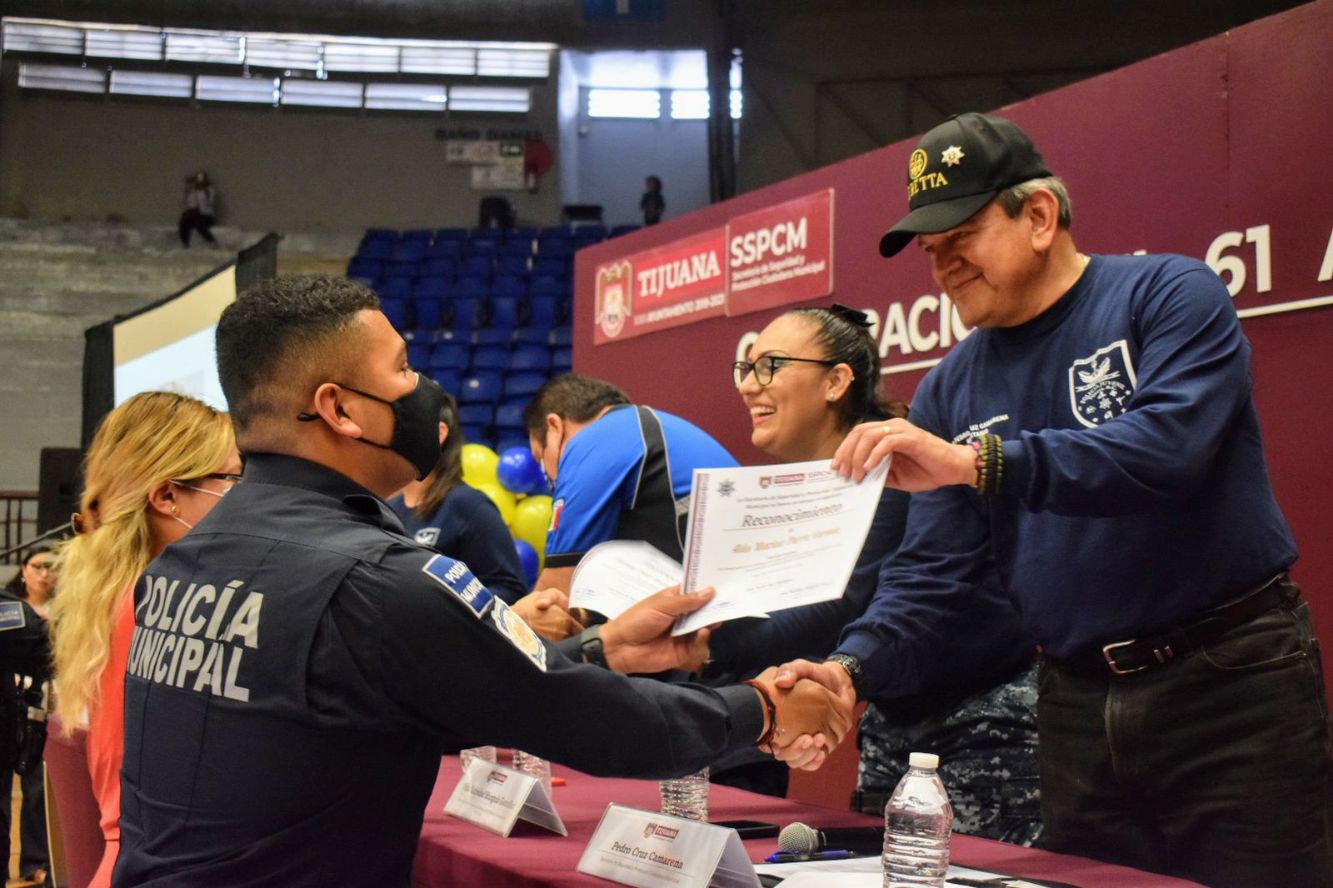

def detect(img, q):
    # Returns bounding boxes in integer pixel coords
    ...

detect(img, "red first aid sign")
[724,189,834,317]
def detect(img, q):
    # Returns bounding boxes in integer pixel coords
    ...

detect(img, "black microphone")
[778,821,884,856]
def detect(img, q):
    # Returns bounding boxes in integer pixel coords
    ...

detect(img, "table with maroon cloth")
[413,757,1199,887]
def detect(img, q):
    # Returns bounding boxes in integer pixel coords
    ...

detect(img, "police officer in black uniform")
[114,275,852,888]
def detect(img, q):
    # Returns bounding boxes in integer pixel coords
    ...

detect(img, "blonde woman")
[52,391,238,888]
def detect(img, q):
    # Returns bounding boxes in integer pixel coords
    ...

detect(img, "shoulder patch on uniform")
[421,554,494,619]
[0,601,27,632]
[488,598,547,672]
[414,527,440,547]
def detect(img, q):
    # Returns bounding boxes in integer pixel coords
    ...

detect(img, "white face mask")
[168,480,225,531]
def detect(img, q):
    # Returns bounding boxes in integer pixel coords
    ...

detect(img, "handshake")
[745,661,858,771]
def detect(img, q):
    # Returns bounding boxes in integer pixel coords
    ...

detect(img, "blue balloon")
[513,538,540,588]
[496,447,549,496]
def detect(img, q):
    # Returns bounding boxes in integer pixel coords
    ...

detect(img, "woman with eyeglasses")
[2,545,56,886]
[721,306,1041,844]
[52,391,239,888]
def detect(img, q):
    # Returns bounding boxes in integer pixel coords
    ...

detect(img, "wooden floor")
[7,776,43,888]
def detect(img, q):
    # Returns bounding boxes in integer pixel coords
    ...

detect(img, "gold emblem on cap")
[941,145,965,167]
[908,149,928,180]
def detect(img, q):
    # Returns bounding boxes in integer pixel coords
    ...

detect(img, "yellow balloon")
[472,481,516,525]
[460,443,499,487]
[511,494,553,556]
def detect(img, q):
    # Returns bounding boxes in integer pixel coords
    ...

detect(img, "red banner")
[592,227,726,344]
[724,189,835,317]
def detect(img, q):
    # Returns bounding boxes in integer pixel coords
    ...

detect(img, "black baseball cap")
[878,112,1052,257]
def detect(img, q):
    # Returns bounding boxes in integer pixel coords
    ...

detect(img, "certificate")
[568,540,685,620]
[672,460,887,636]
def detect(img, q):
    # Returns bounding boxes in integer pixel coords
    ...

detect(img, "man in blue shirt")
[776,113,1331,886]
[523,374,738,597]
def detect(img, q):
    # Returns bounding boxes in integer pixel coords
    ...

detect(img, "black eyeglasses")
[177,473,244,490]
[732,355,839,387]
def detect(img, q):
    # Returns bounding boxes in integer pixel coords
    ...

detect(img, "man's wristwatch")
[579,625,609,668]
[825,653,865,698]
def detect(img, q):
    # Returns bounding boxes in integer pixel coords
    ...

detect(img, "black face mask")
[299,374,446,481]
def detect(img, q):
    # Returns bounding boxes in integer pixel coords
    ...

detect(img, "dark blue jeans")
[1038,581,1333,887]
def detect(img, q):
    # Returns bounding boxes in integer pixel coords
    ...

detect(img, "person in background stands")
[178,170,218,247]
[52,392,239,888]
[388,390,529,604]
[1,545,56,886]
[640,175,665,226]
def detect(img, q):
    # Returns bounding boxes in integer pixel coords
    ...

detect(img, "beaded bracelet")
[744,679,779,747]
[969,434,1003,495]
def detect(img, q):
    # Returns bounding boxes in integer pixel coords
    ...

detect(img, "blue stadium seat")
[462,423,491,445]
[429,342,471,370]
[474,328,514,346]
[465,239,500,256]
[374,278,411,301]
[536,237,573,259]
[413,299,443,331]
[495,431,529,455]
[380,298,411,331]
[471,344,511,370]
[530,256,567,279]
[512,227,538,240]
[458,371,503,404]
[513,328,552,345]
[407,341,433,368]
[529,275,567,301]
[510,344,551,372]
[495,402,526,430]
[347,258,382,279]
[526,296,559,330]
[450,298,484,333]
[459,255,494,280]
[504,372,548,399]
[493,275,527,299]
[390,240,427,262]
[453,277,489,302]
[458,404,495,426]
[420,257,458,279]
[498,239,533,258]
[382,260,418,280]
[435,227,468,242]
[356,240,392,260]
[363,227,398,242]
[552,347,573,371]
[426,240,463,260]
[431,369,462,396]
[402,228,433,243]
[413,277,450,301]
[497,255,531,278]
[538,225,571,238]
[470,227,505,243]
[488,297,522,331]
[574,224,608,241]
[552,326,573,346]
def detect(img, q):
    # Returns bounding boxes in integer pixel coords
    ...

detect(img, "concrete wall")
[0,61,563,234]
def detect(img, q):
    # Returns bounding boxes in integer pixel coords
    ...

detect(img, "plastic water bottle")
[659,767,709,821]
[882,752,953,887]
[511,750,552,796]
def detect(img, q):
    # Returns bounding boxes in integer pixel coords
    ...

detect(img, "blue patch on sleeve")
[0,601,27,632]
[421,554,495,619]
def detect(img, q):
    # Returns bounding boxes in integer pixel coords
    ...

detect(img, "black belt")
[1051,574,1293,678]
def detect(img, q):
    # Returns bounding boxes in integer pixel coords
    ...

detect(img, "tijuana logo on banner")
[595,261,632,340]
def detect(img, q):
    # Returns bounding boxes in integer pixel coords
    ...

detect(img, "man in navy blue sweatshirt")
[774,113,1331,887]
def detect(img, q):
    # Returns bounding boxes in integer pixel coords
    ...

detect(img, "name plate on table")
[443,759,568,837]
[577,803,760,888]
